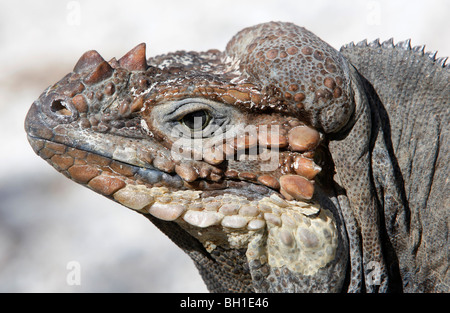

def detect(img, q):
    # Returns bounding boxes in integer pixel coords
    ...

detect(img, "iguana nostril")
[50,99,73,116]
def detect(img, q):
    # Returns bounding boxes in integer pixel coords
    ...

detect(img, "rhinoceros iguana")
[24,21,449,292]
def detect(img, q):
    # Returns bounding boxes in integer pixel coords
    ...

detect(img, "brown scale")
[33,140,135,197]
[227,122,321,200]
[167,120,324,201]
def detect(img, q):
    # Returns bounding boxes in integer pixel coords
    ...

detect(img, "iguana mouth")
[25,94,327,224]
[26,131,323,225]
[27,132,339,277]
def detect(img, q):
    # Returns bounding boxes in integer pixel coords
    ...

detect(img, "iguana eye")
[180,110,211,131]
[150,98,235,140]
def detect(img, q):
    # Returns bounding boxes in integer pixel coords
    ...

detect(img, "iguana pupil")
[180,110,210,132]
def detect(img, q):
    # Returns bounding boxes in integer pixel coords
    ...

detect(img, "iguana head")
[25,22,360,292]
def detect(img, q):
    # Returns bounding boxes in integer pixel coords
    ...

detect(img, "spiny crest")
[72,43,149,78]
[395,39,411,50]
[342,38,448,68]
[73,50,107,73]
[118,43,148,71]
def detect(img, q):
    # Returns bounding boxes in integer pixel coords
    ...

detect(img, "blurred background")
[0,0,448,292]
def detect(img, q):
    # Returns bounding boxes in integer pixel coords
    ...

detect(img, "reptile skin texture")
[25,22,449,293]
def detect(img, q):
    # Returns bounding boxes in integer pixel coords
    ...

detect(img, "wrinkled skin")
[25,22,449,292]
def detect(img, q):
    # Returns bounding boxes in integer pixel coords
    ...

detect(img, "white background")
[0,0,448,292]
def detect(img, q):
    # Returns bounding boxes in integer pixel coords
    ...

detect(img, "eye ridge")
[179,110,211,131]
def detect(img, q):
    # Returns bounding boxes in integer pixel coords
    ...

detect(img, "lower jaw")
[113,180,339,278]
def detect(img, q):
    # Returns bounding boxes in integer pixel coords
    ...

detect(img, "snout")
[25,87,79,145]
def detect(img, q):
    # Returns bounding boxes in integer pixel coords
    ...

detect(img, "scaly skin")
[24,22,449,292]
